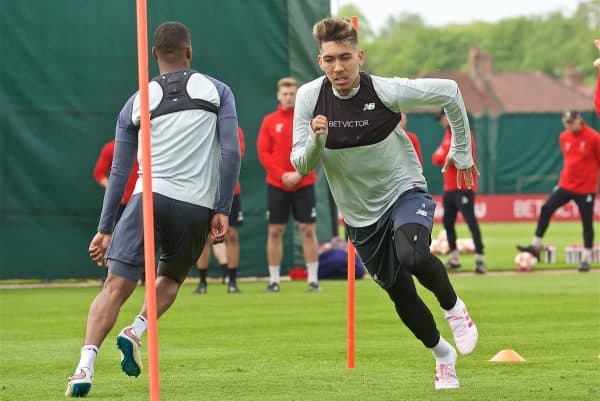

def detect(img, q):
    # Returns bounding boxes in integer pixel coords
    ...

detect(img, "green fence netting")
[0,0,329,279]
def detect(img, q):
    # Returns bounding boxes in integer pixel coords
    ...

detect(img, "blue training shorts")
[107,193,211,283]
[347,188,436,289]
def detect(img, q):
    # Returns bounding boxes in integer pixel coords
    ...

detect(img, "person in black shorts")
[194,194,244,293]
[225,194,244,290]
[257,78,320,292]
[433,110,486,273]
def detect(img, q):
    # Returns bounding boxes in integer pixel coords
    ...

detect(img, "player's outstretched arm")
[384,77,474,171]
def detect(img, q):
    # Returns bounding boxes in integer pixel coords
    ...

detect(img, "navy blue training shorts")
[347,188,436,289]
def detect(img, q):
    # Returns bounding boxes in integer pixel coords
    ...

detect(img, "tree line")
[337,0,599,83]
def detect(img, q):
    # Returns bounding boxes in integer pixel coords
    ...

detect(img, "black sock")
[220,263,228,278]
[199,269,207,284]
[228,267,237,285]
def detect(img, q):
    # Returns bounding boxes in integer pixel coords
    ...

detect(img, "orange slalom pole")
[346,16,358,370]
[347,240,356,368]
[135,1,160,400]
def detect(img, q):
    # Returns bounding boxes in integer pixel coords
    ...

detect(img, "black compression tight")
[383,223,458,348]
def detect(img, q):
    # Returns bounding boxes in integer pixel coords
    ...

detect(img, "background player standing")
[433,110,486,274]
[517,111,599,271]
[257,77,320,292]
[195,126,246,293]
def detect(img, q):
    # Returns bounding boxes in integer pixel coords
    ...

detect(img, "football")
[514,252,537,271]
[430,238,450,255]
[456,238,475,254]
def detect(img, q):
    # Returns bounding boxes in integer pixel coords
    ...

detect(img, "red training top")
[405,130,423,167]
[558,124,600,194]
[234,126,245,195]
[93,140,139,204]
[257,104,316,191]
[432,128,478,192]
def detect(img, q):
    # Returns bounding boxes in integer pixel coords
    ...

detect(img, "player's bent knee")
[394,243,417,271]
[390,289,420,307]
[394,224,433,272]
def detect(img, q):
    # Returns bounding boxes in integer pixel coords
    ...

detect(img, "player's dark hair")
[312,18,358,48]
[153,22,191,60]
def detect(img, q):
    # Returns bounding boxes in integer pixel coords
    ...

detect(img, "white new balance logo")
[363,102,375,111]
[416,209,428,217]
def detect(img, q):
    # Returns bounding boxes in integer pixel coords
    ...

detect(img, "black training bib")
[313,73,401,149]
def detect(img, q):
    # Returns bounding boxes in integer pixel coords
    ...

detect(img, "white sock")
[306,262,319,283]
[450,250,459,259]
[431,336,454,362]
[132,315,147,339]
[582,248,592,263]
[475,253,484,262]
[77,345,99,373]
[532,236,542,249]
[268,266,280,284]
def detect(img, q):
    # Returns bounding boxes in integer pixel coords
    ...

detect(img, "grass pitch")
[1,272,598,401]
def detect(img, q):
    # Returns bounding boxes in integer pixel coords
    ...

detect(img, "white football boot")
[435,346,459,389]
[116,326,142,377]
[444,298,478,355]
[65,367,93,397]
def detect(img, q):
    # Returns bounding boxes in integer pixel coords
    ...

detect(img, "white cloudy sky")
[331,0,580,32]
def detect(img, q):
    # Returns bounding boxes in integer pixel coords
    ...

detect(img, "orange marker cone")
[490,349,526,362]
